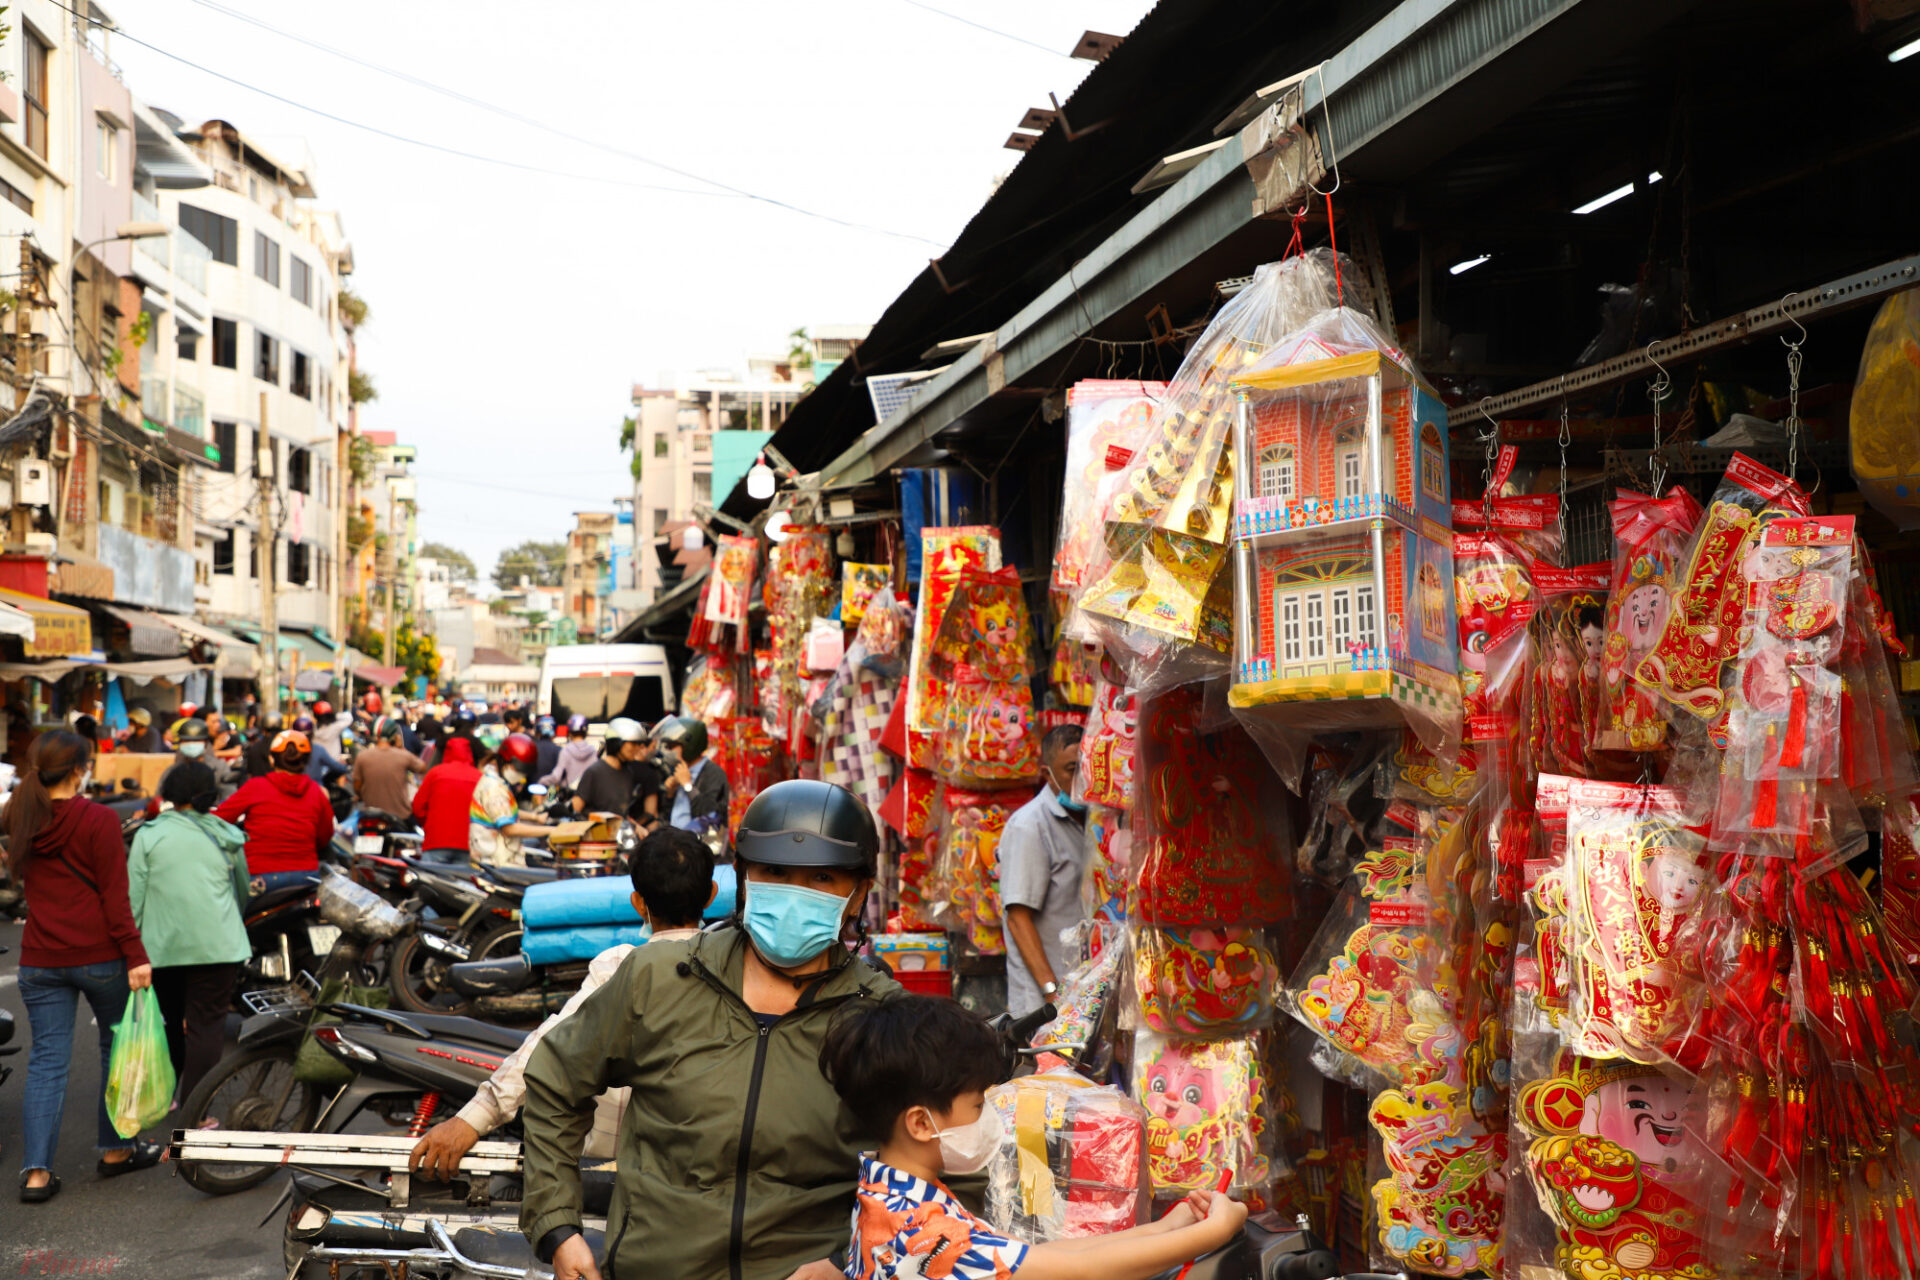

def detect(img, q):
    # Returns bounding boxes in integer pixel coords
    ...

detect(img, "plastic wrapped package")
[1054,380,1166,598]
[1710,517,1855,855]
[705,534,758,635]
[1048,620,1101,709]
[816,638,899,819]
[1595,486,1702,753]
[1529,563,1611,781]
[1837,565,1920,807]
[1031,935,1125,1077]
[764,528,835,742]
[1076,666,1136,810]
[983,1069,1150,1242]
[1133,1031,1275,1204]
[319,868,410,941]
[1226,305,1461,774]
[1133,925,1279,1039]
[1452,493,1563,567]
[1080,802,1131,929]
[1368,1078,1507,1277]
[679,655,738,722]
[840,562,890,625]
[928,785,1037,955]
[1632,454,1809,727]
[1557,779,1711,1069]
[852,585,910,676]
[1294,732,1395,886]
[1387,726,1475,806]
[876,767,941,930]
[1281,866,1452,1089]
[714,714,780,840]
[903,527,1003,770]
[1078,253,1343,694]
[923,563,1041,788]
[1131,683,1292,930]
[1508,1048,1715,1280]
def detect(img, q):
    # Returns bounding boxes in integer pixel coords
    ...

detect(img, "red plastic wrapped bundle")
[1596,486,1701,753]
[929,785,1036,955]
[984,1069,1150,1242]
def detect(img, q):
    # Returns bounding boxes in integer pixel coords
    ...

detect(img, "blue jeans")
[17,961,135,1173]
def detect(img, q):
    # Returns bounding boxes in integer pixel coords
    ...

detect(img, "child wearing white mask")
[821,995,1246,1279]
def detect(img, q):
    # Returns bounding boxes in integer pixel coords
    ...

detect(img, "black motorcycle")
[386,860,555,1017]
[0,944,17,1088]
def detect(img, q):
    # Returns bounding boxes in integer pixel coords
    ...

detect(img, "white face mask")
[924,1103,1004,1176]
[179,741,207,759]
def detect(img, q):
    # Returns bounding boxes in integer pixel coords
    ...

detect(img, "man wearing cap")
[122,707,163,754]
[571,718,659,821]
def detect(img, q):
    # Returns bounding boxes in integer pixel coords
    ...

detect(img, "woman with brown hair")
[6,730,161,1204]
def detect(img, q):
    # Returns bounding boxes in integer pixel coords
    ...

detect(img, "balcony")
[175,231,209,294]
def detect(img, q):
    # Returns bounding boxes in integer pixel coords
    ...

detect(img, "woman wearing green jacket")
[127,759,251,1103]
[520,779,903,1280]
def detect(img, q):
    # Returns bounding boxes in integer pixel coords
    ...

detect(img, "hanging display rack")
[1453,251,1920,422]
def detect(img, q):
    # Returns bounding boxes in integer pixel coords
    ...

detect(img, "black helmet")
[173,718,211,744]
[734,779,877,871]
[653,715,709,761]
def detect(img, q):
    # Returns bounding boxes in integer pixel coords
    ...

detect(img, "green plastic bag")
[105,986,176,1139]
[293,975,391,1086]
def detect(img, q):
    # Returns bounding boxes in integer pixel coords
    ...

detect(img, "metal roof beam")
[821,0,1694,491]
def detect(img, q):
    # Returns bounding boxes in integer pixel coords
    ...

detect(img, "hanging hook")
[1644,341,1672,403]
[1305,63,1343,197]
[1779,292,1808,351]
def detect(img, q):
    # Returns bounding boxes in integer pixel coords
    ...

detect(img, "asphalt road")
[1,919,287,1279]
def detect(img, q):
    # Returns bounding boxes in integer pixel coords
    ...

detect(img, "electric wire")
[89,0,945,246]
[890,0,1073,57]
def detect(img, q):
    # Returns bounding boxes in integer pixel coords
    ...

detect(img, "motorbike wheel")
[388,930,471,1016]
[177,1045,323,1195]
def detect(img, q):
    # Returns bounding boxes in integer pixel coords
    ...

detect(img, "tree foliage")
[419,541,477,582]
[348,619,440,683]
[339,289,370,329]
[349,369,378,405]
[618,414,642,481]
[493,539,567,589]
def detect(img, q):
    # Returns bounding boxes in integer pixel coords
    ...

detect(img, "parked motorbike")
[386,860,555,1016]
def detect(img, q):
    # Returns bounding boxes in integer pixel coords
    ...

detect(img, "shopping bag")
[105,986,177,1139]
[294,976,390,1086]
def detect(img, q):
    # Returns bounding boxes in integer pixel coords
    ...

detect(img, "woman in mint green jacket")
[127,759,251,1103]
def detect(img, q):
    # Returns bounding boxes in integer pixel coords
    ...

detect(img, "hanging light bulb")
[766,509,792,543]
[835,529,855,557]
[680,525,703,552]
[746,454,776,500]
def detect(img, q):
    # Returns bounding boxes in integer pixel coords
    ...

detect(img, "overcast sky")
[110,0,1156,577]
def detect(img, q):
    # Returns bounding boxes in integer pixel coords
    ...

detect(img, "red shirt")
[214,770,334,874]
[412,738,480,854]
[17,796,150,969]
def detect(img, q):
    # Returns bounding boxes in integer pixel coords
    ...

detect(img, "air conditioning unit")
[14,458,51,507]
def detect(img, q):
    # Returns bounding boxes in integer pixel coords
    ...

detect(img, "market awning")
[612,568,708,643]
[280,626,337,670]
[351,663,407,688]
[0,589,91,657]
[101,605,184,658]
[0,599,34,643]
[0,657,212,683]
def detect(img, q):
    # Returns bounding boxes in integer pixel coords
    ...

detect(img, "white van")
[537,644,674,726]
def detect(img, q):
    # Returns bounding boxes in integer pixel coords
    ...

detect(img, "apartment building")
[152,117,354,660]
[564,511,616,639]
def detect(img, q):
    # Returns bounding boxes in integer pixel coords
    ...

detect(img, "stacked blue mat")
[520,865,737,965]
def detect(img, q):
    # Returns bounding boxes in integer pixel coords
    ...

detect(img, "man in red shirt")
[213,730,335,895]
[411,736,480,864]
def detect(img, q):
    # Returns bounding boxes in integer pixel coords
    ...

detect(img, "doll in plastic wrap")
[1517,1054,1712,1280]
[1133,1033,1271,1205]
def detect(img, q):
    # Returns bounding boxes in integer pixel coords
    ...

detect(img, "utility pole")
[255,392,280,718]
[10,240,34,545]
[384,485,399,671]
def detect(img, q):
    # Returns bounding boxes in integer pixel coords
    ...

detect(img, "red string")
[1284,207,1306,261]
[1325,191,1343,303]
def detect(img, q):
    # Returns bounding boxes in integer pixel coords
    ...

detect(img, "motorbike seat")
[358,807,413,829]
[448,953,534,998]
[452,1225,604,1270]
[392,1011,529,1052]
[479,864,557,888]
[244,881,318,915]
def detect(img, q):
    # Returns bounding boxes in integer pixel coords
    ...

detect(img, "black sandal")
[97,1138,164,1177]
[19,1172,61,1203]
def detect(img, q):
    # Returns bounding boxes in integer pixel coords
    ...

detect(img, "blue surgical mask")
[742,880,852,968]
[179,741,206,759]
[1048,768,1087,817]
